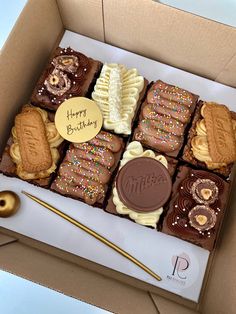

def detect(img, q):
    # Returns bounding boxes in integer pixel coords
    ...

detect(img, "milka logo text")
[125,173,166,194]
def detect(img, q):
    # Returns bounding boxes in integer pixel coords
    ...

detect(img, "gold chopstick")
[22,191,162,282]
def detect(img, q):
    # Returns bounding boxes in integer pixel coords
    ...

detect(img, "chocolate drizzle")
[167,212,198,236]
[175,197,195,215]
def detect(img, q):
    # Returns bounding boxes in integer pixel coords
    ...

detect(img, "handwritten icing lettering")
[55,98,103,143]
[67,119,98,135]
[67,109,87,121]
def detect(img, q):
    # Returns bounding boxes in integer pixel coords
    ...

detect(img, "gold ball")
[0,191,20,218]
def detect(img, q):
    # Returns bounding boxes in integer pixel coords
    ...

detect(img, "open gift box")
[0,1,236,313]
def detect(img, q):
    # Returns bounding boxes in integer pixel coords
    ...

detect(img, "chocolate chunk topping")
[191,178,218,204]
[44,69,71,96]
[116,157,172,212]
[52,55,79,73]
[188,205,217,231]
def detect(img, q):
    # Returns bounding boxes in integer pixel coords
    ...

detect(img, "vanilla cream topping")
[92,64,144,135]
[113,141,168,228]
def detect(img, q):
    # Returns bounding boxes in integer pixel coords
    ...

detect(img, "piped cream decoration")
[113,141,168,228]
[92,64,144,135]
[10,106,64,180]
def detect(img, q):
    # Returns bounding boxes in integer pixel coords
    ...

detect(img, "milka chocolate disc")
[116,157,172,212]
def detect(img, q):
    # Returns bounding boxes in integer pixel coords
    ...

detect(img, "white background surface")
[0,0,27,49]
[159,0,236,27]
[0,270,111,314]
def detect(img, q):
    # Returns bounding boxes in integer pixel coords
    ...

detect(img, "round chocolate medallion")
[116,157,172,212]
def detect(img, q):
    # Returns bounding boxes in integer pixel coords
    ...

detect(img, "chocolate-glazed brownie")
[161,166,230,250]
[31,47,102,111]
[133,80,198,157]
[106,141,178,228]
[0,105,65,188]
[51,131,125,207]
[182,101,236,178]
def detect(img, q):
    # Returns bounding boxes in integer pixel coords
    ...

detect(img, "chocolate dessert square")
[31,47,102,111]
[51,131,125,207]
[0,105,65,188]
[133,80,198,157]
[92,63,149,136]
[182,101,236,178]
[161,166,230,250]
[106,141,178,228]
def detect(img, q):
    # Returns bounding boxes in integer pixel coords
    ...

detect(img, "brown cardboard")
[150,294,199,314]
[1,0,236,313]
[0,0,63,147]
[200,181,236,314]
[57,0,104,42]
[216,53,236,87]
[103,0,236,88]
[0,232,158,314]
[0,233,16,247]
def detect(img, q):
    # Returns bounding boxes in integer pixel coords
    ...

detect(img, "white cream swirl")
[92,64,144,135]
[113,141,168,228]
[109,67,122,122]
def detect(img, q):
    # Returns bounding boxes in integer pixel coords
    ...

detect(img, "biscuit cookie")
[15,109,52,173]
[203,103,236,164]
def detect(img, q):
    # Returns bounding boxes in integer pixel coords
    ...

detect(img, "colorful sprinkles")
[53,131,122,205]
[135,80,197,155]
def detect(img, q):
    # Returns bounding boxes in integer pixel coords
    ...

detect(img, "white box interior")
[1,30,236,302]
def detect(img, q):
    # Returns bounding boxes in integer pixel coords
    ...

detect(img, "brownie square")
[31,47,102,111]
[51,131,125,207]
[0,105,65,188]
[133,80,199,157]
[91,63,149,136]
[106,140,178,228]
[182,101,236,178]
[161,166,230,250]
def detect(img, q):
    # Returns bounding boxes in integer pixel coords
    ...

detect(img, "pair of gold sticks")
[22,191,162,282]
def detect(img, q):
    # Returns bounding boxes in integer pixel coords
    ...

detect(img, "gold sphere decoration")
[0,191,20,217]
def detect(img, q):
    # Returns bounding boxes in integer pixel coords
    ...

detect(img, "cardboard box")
[0,0,236,313]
